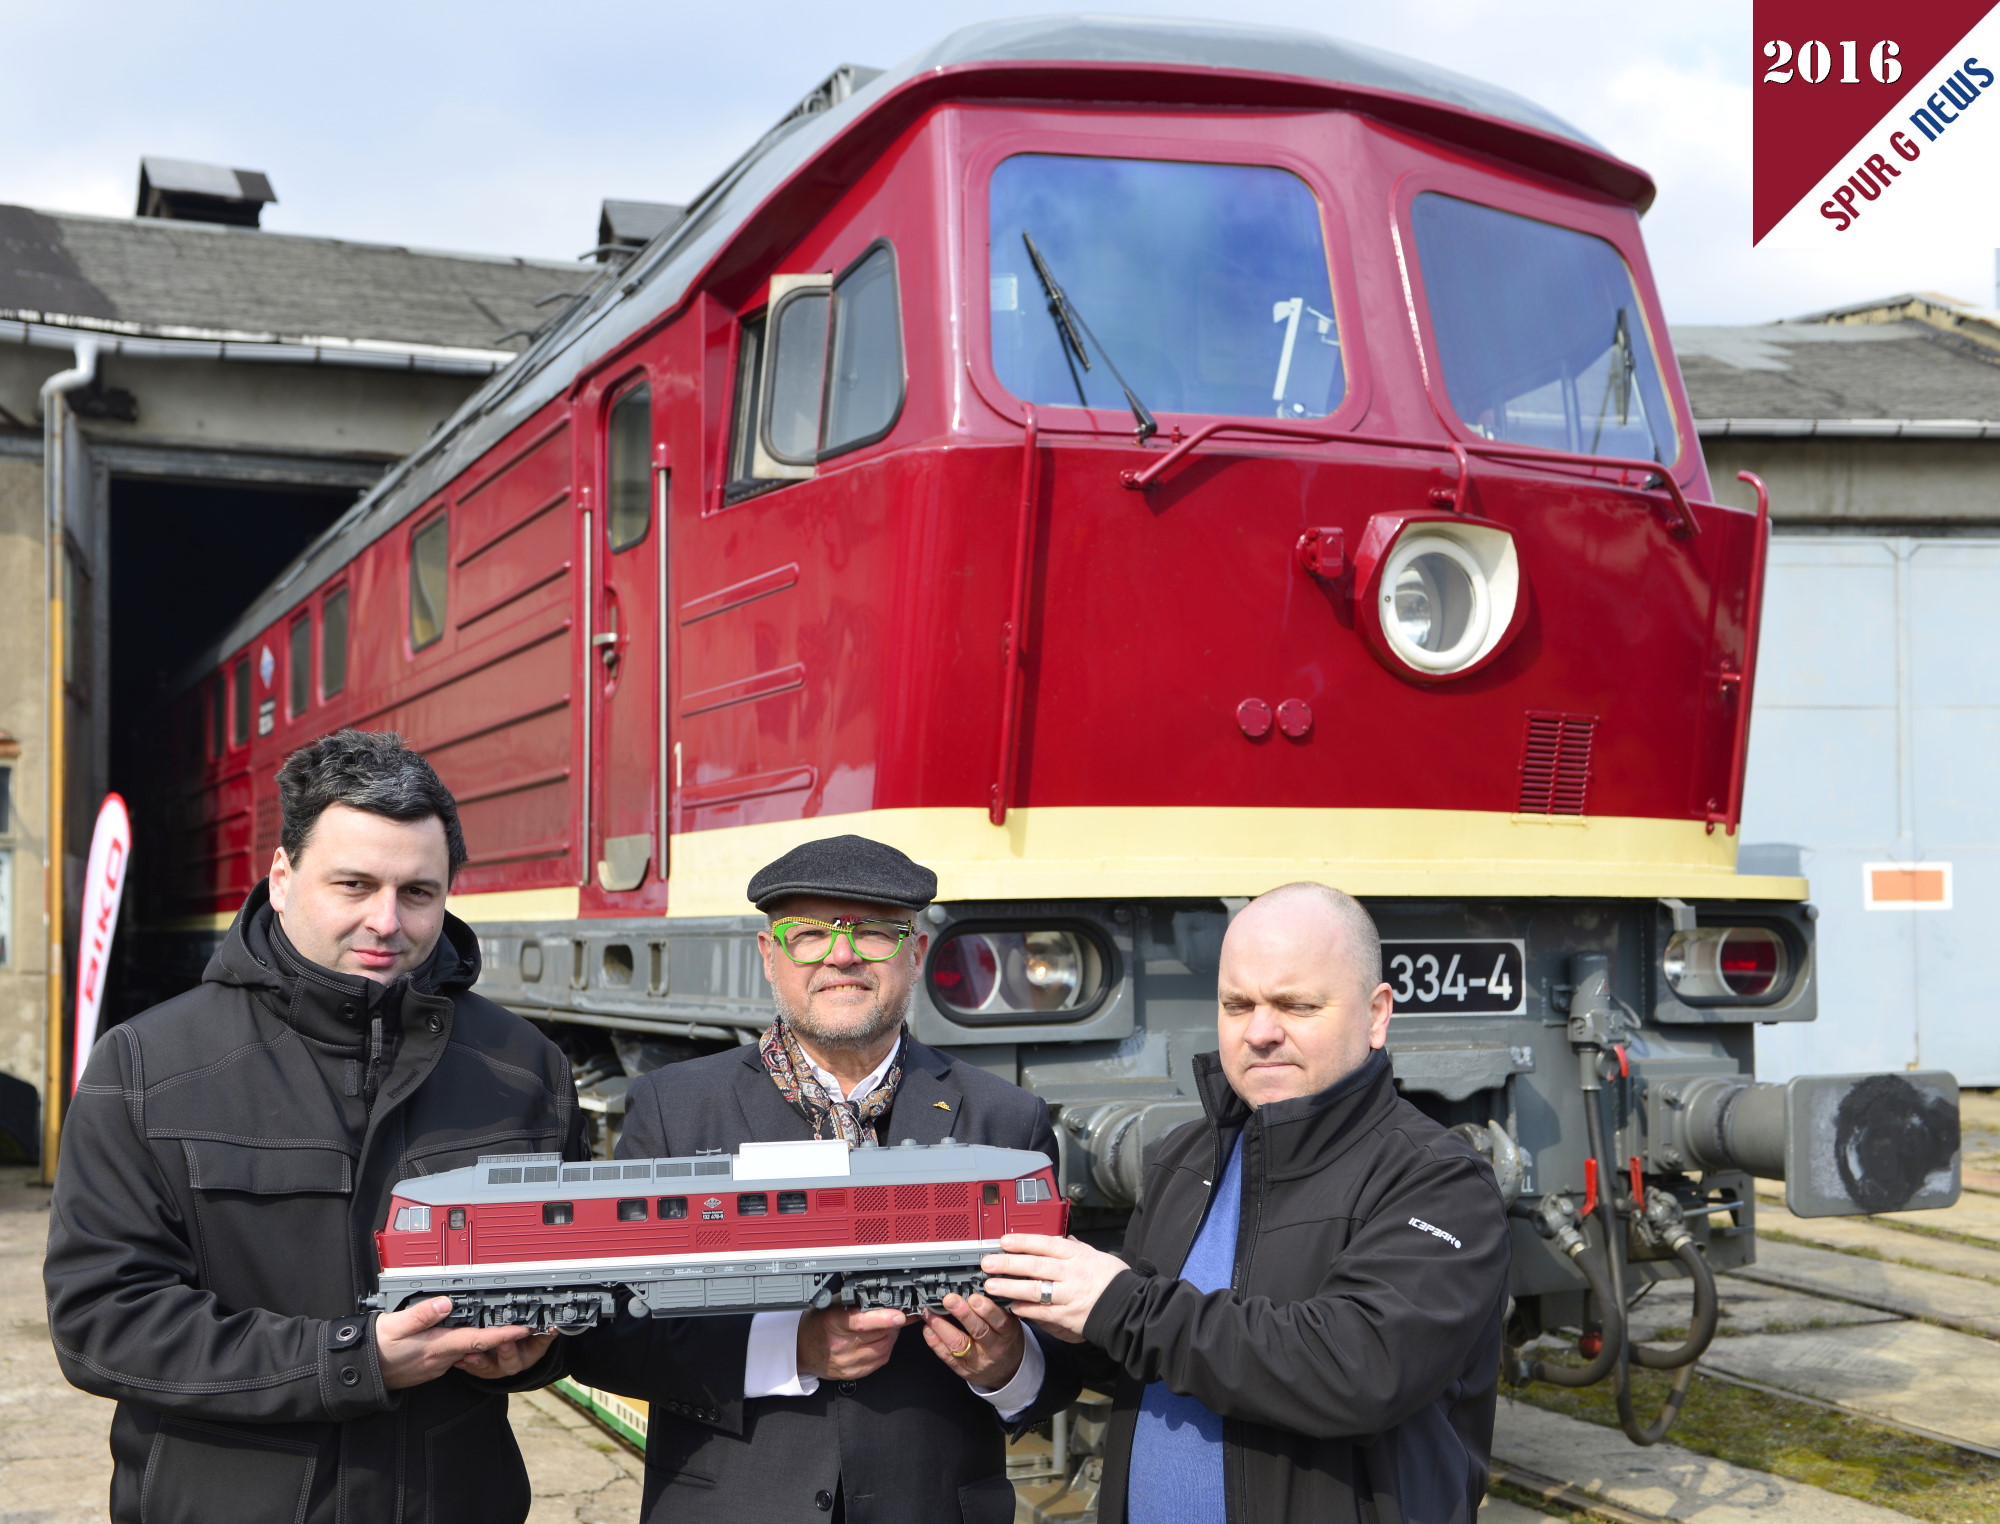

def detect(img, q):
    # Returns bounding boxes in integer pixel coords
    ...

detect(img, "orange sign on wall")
[1863,862,1953,910]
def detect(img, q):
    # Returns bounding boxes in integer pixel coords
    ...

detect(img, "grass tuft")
[1511,1366,2000,1524]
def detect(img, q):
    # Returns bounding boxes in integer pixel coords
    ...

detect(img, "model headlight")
[930,928,1106,1021]
[1370,522,1521,677]
[1663,926,1793,1003]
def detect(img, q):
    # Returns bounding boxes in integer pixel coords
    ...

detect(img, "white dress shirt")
[742,1037,1047,1418]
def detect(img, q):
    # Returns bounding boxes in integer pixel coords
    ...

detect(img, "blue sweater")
[1125,1134,1244,1524]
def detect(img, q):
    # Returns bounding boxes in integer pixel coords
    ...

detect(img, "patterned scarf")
[758,1015,907,1144]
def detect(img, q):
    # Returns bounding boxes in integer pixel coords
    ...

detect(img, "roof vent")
[136,157,277,227]
[595,200,688,262]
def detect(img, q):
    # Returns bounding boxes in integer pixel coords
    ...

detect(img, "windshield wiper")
[1021,230,1157,443]
[1588,308,1656,460]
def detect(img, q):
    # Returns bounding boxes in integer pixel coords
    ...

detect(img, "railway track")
[556,1093,2000,1523]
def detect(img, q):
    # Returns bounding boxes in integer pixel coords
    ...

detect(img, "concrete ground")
[0,1165,640,1522]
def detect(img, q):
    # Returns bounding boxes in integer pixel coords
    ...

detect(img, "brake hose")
[1631,1237,1719,1370]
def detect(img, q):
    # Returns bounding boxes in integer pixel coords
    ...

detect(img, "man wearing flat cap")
[566,834,1077,1524]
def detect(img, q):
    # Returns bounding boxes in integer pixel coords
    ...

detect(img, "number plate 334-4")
[1383,941,1525,1015]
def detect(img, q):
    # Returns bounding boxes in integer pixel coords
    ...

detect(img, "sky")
[1,0,1993,327]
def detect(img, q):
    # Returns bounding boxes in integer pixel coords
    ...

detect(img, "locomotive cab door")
[586,378,668,905]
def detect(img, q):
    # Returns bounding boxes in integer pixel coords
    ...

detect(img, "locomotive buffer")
[367,1139,1065,1334]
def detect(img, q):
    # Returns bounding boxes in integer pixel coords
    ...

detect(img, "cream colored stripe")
[447,887,582,924]
[661,806,1807,917]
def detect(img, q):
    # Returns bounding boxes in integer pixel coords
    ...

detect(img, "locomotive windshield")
[988,154,1344,420]
[1411,193,1678,464]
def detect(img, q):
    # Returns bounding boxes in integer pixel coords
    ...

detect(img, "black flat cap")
[747,834,938,913]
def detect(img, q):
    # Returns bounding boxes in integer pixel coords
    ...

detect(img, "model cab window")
[288,614,311,719]
[725,243,905,501]
[1410,193,1678,464]
[409,513,448,649]
[321,588,348,699]
[988,155,1343,421]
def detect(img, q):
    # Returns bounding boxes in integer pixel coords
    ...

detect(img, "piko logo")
[1409,1216,1463,1249]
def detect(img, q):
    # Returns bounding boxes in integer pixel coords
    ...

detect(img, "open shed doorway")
[106,475,358,1015]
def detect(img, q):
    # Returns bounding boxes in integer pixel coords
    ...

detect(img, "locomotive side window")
[447,1208,466,1230]
[1015,1177,1052,1204]
[616,1198,648,1222]
[606,384,652,552]
[777,1191,808,1215]
[543,1202,573,1226]
[762,288,830,466]
[409,513,449,650]
[821,243,904,457]
[231,656,250,746]
[321,588,348,698]
[287,614,311,719]
[737,1192,769,1216]
[658,1196,688,1219]
[982,1184,1001,1206]
[1410,194,1678,465]
[727,312,768,488]
[209,672,225,759]
[988,156,1342,421]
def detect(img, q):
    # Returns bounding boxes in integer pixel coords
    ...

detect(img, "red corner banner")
[1755,0,2000,245]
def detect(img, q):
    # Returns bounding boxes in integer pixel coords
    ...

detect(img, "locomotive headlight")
[929,927,1109,1023]
[1368,521,1521,678]
[1663,925,1794,1003]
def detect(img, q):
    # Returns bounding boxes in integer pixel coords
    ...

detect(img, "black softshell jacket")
[44,883,586,1524]
[1083,1049,1511,1524]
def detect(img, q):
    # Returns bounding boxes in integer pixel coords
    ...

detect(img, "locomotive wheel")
[626,1295,652,1319]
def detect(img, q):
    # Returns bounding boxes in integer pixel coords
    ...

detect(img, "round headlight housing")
[1369,521,1521,678]
[929,927,1108,1024]
[1663,925,1794,1004]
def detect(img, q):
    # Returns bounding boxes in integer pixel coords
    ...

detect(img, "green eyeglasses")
[771,917,915,964]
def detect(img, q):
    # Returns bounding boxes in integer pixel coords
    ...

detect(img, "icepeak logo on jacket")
[1409,1215,1464,1248]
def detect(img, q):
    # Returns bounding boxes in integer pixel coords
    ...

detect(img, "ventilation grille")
[816,1190,849,1210]
[894,1183,931,1210]
[695,1226,730,1249]
[855,1216,891,1244]
[934,1213,972,1240]
[1519,713,1596,816]
[854,1186,891,1213]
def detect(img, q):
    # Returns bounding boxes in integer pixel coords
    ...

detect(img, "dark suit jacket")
[565,1037,1080,1524]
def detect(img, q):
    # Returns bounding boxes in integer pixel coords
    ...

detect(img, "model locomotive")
[366,1140,1065,1333]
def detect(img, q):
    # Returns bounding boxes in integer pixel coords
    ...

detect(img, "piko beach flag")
[72,793,130,1095]
[1755,0,2000,245]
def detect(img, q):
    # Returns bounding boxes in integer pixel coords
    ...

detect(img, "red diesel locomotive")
[145,16,1960,1451]
[367,1141,1066,1331]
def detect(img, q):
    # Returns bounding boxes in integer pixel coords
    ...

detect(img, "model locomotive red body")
[367,1141,1065,1331]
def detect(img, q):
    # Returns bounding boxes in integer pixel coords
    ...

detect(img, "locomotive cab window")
[737,1192,769,1216]
[606,383,653,551]
[658,1196,689,1219]
[777,1191,808,1214]
[543,1202,573,1226]
[982,1183,1001,1206]
[1410,193,1678,464]
[988,155,1342,421]
[447,1208,466,1230]
[409,513,448,649]
[616,1198,648,1222]
[725,245,905,499]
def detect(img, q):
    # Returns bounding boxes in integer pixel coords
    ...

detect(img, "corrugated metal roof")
[0,203,589,353]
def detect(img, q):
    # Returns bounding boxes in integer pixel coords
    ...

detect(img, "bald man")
[984,883,1512,1524]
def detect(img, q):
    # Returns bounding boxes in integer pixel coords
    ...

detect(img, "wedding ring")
[949,1340,974,1358]
[1038,1281,1054,1306]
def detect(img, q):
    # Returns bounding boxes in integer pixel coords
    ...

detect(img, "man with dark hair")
[46,729,585,1524]
[984,882,1512,1524]
[567,833,1078,1524]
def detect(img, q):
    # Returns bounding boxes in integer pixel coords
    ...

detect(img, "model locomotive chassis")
[370,1243,999,1333]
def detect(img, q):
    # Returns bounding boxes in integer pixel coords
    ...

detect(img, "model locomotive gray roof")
[395,1141,1052,1206]
[187,17,1598,686]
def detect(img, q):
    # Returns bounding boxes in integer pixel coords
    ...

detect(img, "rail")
[1119,420,1697,538]
[990,406,1040,825]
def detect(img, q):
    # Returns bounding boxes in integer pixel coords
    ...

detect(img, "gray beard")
[773,981,911,1052]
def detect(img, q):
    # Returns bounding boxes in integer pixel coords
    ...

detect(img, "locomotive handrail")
[1709,470,1771,837]
[991,406,1041,825]
[1119,420,1471,504]
[1120,420,1699,539]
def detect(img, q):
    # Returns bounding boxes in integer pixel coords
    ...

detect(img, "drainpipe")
[40,341,96,1185]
